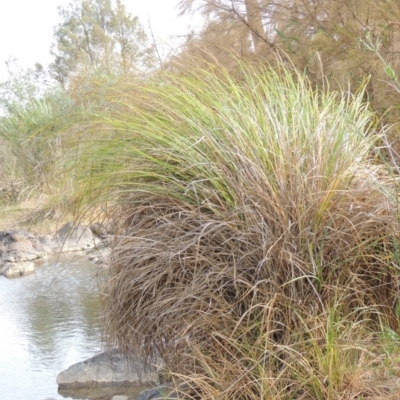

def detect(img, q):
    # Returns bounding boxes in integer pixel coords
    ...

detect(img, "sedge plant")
[65,60,400,399]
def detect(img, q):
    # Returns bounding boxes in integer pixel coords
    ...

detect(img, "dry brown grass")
[0,198,61,234]
[0,191,88,235]
[104,168,399,398]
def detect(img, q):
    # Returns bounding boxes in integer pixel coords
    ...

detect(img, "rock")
[0,229,46,263]
[39,223,101,253]
[8,241,41,260]
[56,350,156,389]
[38,234,61,253]
[0,230,45,278]
[112,396,130,400]
[0,224,108,278]
[0,261,35,278]
[53,222,98,252]
[2,253,15,262]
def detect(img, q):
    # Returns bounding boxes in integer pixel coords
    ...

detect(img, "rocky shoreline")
[0,222,177,400]
[0,222,110,278]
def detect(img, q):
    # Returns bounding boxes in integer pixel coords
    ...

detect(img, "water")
[0,254,134,400]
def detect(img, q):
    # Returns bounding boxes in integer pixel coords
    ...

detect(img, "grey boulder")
[40,222,99,253]
[57,350,156,389]
[0,261,35,278]
[0,230,46,262]
[0,229,47,278]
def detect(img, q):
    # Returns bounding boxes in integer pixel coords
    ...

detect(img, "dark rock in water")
[57,350,156,389]
[90,222,112,238]
[136,384,180,400]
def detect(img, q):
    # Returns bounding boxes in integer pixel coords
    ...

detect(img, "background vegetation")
[2,0,400,398]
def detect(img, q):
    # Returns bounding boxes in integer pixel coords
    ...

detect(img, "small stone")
[111,396,130,400]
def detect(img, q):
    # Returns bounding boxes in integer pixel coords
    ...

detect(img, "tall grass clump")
[74,62,400,399]
[0,92,73,199]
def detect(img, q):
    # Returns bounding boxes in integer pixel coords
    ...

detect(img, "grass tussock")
[74,62,400,399]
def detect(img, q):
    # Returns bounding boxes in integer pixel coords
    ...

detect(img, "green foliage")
[0,91,73,194]
[0,57,49,115]
[50,0,155,87]
[364,31,400,88]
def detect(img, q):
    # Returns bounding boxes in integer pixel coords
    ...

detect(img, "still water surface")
[0,254,103,400]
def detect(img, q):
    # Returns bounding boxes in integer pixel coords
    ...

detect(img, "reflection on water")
[0,254,103,400]
[58,386,146,400]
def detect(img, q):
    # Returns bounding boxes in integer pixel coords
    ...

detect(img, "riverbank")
[0,221,110,279]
